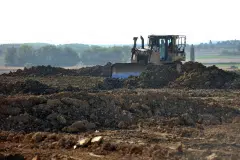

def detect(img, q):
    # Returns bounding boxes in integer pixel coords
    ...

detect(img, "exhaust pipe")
[132,37,138,61]
[140,36,144,49]
[133,37,138,49]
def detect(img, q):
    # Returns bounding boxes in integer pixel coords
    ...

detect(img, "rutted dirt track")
[0,62,240,160]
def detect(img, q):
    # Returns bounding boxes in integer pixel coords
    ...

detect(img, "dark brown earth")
[2,63,112,77]
[0,62,240,160]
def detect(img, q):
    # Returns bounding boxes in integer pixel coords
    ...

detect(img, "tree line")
[195,40,240,50]
[80,45,131,65]
[3,45,80,67]
[1,43,132,67]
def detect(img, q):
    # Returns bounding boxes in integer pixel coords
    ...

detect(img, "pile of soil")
[76,62,112,77]
[0,90,239,132]
[96,64,181,89]
[0,79,100,95]
[2,62,112,77]
[181,61,207,73]
[137,64,180,88]
[96,78,124,90]
[2,62,240,90]
[0,79,58,95]
[100,62,240,89]
[3,65,76,76]
[170,62,240,89]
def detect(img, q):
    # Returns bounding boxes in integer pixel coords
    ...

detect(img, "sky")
[0,0,239,45]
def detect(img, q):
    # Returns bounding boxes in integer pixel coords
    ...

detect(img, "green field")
[184,53,240,69]
[196,54,240,59]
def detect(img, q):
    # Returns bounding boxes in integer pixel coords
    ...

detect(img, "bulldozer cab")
[147,35,186,62]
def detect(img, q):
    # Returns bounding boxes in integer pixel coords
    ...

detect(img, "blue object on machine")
[111,72,141,79]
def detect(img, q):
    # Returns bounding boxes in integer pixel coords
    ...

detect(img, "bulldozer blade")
[111,63,147,78]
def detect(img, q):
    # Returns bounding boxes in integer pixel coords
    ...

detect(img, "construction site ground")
[0,63,240,160]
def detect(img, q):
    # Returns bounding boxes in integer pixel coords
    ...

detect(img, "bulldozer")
[111,35,186,78]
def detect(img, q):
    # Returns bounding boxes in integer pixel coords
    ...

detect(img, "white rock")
[91,136,103,144]
[77,137,91,146]
[206,153,218,160]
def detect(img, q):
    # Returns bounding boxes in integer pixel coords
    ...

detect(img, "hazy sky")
[0,0,239,45]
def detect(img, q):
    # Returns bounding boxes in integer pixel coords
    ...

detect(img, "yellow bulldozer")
[111,35,187,78]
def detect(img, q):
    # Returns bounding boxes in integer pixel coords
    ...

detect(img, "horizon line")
[0,39,239,46]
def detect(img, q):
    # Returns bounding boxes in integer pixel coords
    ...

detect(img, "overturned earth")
[0,62,240,160]
[99,62,240,90]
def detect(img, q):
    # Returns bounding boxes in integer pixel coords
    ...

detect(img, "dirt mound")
[170,62,240,89]
[2,62,240,90]
[94,62,240,90]
[0,79,58,95]
[0,79,100,95]
[139,62,240,89]
[2,63,112,77]
[137,64,180,88]
[3,65,76,76]
[96,64,180,90]
[181,61,207,73]
[76,62,112,77]
[96,78,124,90]
[110,62,240,90]
[0,90,239,132]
